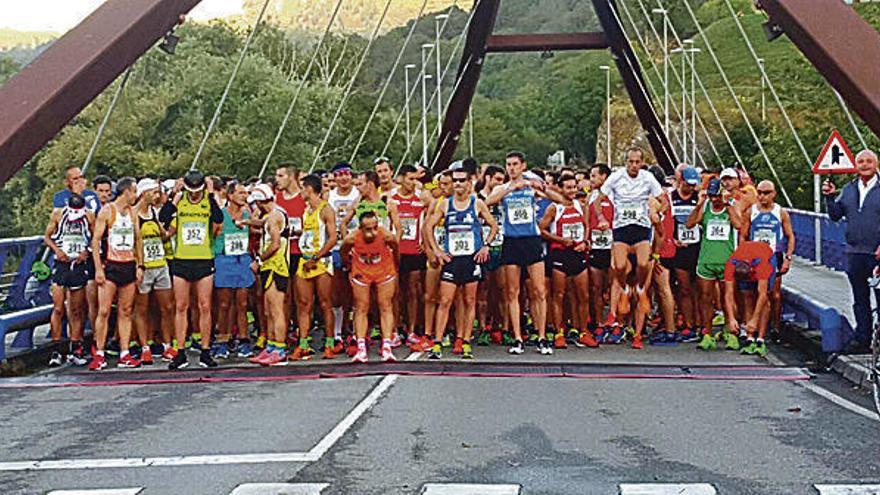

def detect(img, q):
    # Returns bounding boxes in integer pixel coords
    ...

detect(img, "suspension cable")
[309,0,395,173]
[190,0,271,171]
[258,0,346,179]
[82,66,134,175]
[326,20,350,87]
[348,0,433,162]
[834,89,868,150]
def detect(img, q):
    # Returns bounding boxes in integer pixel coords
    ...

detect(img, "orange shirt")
[351,229,396,278]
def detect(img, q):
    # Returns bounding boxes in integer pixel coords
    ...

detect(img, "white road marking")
[420,484,520,495]
[229,483,329,494]
[619,484,717,494]
[814,485,880,494]
[0,352,421,472]
[47,490,143,495]
[796,381,879,422]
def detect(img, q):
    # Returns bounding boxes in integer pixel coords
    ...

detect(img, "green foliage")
[0,28,55,49]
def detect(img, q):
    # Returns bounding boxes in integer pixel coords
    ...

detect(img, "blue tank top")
[501,186,539,238]
[445,195,483,257]
[215,207,251,257]
[749,204,784,253]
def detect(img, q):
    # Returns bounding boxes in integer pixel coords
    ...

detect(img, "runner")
[340,211,400,363]
[424,167,497,360]
[88,177,142,370]
[132,179,173,366]
[44,193,95,366]
[646,166,678,348]
[164,170,223,369]
[476,165,507,345]
[328,162,360,352]
[248,184,291,366]
[587,164,612,345]
[52,166,101,213]
[423,172,454,352]
[724,240,777,357]
[291,174,338,361]
[686,177,742,351]
[92,175,114,207]
[212,181,255,359]
[374,157,397,199]
[539,173,594,349]
[668,165,702,342]
[274,165,304,342]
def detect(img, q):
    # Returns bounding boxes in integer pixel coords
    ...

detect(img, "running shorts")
[214,255,254,289]
[612,225,652,246]
[440,255,483,285]
[138,265,172,294]
[589,249,611,270]
[500,236,544,267]
[172,259,214,282]
[484,249,503,272]
[297,256,333,280]
[105,260,136,287]
[350,269,396,287]
[549,249,587,277]
[399,253,427,274]
[696,262,726,281]
[52,260,90,290]
[672,244,700,272]
[260,270,289,292]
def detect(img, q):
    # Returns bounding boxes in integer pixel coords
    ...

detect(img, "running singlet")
[299,201,328,258]
[698,203,736,265]
[501,186,539,238]
[444,195,483,257]
[215,207,250,257]
[658,196,676,259]
[139,207,167,269]
[392,193,424,255]
[276,192,305,256]
[749,204,784,253]
[260,207,290,277]
[432,196,447,250]
[549,202,586,251]
[600,169,661,229]
[478,192,504,249]
[106,204,135,263]
[53,207,91,259]
[356,200,390,230]
[175,195,213,260]
[670,189,700,245]
[589,190,614,251]
[351,229,395,279]
[328,188,360,248]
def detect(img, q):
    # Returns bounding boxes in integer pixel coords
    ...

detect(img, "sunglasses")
[452,177,468,183]
[757,190,773,195]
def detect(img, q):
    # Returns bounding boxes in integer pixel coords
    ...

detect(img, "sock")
[325,337,334,348]
[756,338,765,345]
[96,350,105,357]
[120,350,129,359]
[299,339,310,350]
[382,338,392,348]
[142,345,149,353]
[163,343,170,351]
[357,338,366,349]
[332,307,343,339]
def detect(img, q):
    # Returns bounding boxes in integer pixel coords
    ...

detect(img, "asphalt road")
[0,343,877,495]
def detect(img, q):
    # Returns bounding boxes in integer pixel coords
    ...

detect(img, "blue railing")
[787,208,847,272]
[0,236,54,361]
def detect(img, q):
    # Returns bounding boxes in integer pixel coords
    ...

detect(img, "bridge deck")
[786,257,855,327]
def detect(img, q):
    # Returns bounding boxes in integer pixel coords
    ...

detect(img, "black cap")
[183,170,206,192]
[67,193,86,209]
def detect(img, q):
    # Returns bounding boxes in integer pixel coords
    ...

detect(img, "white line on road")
[0,353,421,472]
[619,484,717,494]
[229,483,329,494]
[420,484,520,495]
[814,484,880,494]
[47,490,143,495]
[796,381,879,422]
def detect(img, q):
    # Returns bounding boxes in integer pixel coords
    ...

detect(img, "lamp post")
[758,57,766,122]
[684,41,700,165]
[404,63,416,158]
[671,46,686,158]
[421,43,434,167]
[600,65,611,163]
[652,8,669,135]
[435,14,449,138]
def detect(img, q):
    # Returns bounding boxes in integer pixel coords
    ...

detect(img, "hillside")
[0,28,56,49]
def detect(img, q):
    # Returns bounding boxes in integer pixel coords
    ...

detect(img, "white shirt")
[858,174,877,209]
[600,169,663,228]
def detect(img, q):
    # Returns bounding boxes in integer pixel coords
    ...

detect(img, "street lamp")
[758,57,766,122]
[404,63,416,158]
[671,46,686,158]
[421,43,434,168]
[600,65,611,164]
[652,8,669,135]
[435,14,449,138]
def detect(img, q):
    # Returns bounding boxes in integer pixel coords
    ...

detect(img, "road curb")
[780,320,873,391]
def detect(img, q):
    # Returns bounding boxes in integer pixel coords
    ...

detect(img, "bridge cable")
[81,65,134,175]
[309,0,395,173]
[326,19,351,88]
[190,0,272,172]
[258,0,347,179]
[834,90,868,151]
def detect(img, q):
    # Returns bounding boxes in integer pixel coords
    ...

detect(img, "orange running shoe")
[161,347,177,362]
[323,346,335,359]
[631,332,643,350]
[578,331,599,348]
[553,333,568,349]
[452,337,464,355]
[333,339,344,354]
[289,346,313,361]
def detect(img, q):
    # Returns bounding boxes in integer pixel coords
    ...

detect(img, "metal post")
[758,57,766,122]
[405,64,416,158]
[652,8,669,135]
[600,65,611,163]
[421,43,434,167]
[435,14,448,138]
[814,174,822,265]
[672,46,686,158]
[688,46,700,165]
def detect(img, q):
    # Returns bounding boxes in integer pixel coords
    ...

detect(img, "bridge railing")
[0,236,54,361]
[787,208,847,272]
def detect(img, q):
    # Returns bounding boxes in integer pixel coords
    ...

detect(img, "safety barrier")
[786,208,847,272]
[0,236,54,361]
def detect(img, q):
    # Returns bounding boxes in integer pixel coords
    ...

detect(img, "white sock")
[332,307,343,339]
[120,350,129,358]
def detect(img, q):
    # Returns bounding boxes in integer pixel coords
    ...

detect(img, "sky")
[0,0,244,32]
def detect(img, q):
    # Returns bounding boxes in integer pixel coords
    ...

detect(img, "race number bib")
[288,217,303,236]
[400,218,418,241]
[181,221,207,246]
[706,220,731,241]
[591,229,612,250]
[61,234,87,257]
[109,226,134,251]
[561,223,585,242]
[616,200,646,226]
[506,198,533,225]
[677,224,701,245]
[434,226,446,248]
[482,225,503,248]
[448,229,475,256]
[753,228,777,252]
[224,232,248,256]
[299,230,316,254]
[143,238,166,263]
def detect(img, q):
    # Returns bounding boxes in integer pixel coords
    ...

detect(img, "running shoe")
[290,346,314,361]
[502,333,517,346]
[428,343,442,360]
[722,332,740,351]
[105,340,120,357]
[390,333,403,348]
[211,342,230,360]
[605,326,626,345]
[48,351,63,367]
[566,328,580,345]
[740,340,757,355]
[199,350,218,368]
[677,327,699,343]
[254,335,267,351]
[118,354,142,368]
[262,348,287,366]
[754,341,768,357]
[461,343,473,360]
[508,340,525,355]
[162,347,178,362]
[593,326,607,344]
[333,339,344,354]
[140,347,154,365]
[381,344,397,363]
[323,339,336,359]
[407,333,421,346]
[712,311,725,327]
[352,346,368,363]
[249,347,273,365]
[168,351,188,370]
[149,341,164,357]
[554,332,568,349]
[697,333,717,351]
[442,334,452,348]
[476,331,491,346]
[453,337,464,355]
[237,341,254,358]
[67,345,88,366]
[539,339,554,355]
[129,344,142,361]
[490,330,503,345]
[577,331,599,348]
[88,354,107,371]
[650,332,678,346]
[631,333,643,350]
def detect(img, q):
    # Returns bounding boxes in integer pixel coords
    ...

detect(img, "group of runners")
[44,146,795,370]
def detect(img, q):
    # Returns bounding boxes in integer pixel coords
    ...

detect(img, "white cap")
[248,183,274,203]
[719,167,738,179]
[162,179,176,194]
[136,178,160,198]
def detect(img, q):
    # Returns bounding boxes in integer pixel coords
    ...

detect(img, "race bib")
[181,221,207,246]
[561,223,585,242]
[288,217,303,236]
[677,224,701,245]
[61,234,87,257]
[434,226,447,249]
[299,230,316,254]
[400,218,418,241]
[143,238,166,262]
[109,226,134,251]
[616,200,646,227]
[506,198,534,225]
[449,229,475,256]
[706,220,731,241]
[224,232,248,256]
[753,228,777,252]
[482,226,503,248]
[591,229,612,250]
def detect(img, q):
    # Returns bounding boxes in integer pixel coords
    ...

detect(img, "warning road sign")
[812,129,856,175]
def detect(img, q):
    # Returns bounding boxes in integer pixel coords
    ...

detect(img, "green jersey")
[697,202,736,265]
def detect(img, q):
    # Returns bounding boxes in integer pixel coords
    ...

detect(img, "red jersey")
[589,191,614,251]
[276,191,305,255]
[549,202,586,251]
[351,229,396,281]
[724,241,775,283]
[659,191,676,259]
[391,192,424,255]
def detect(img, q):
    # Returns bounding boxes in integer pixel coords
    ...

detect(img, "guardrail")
[0,236,54,361]
[787,208,847,272]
